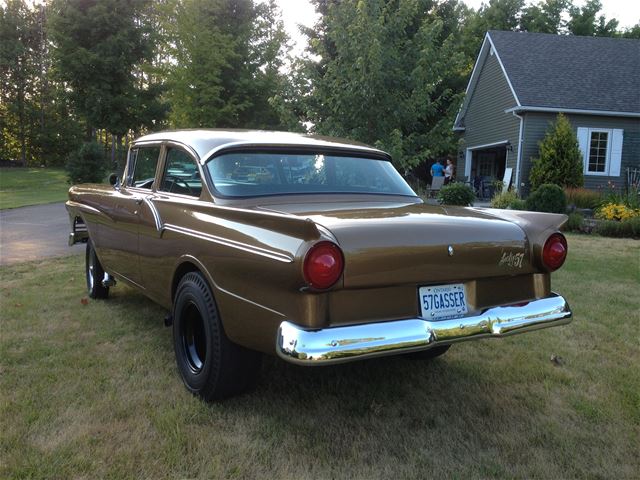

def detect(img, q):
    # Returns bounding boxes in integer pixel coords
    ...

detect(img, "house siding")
[520,113,640,193]
[458,50,520,180]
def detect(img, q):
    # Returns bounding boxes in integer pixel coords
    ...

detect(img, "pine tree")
[166,0,290,129]
[529,114,584,190]
[301,0,468,170]
[50,0,165,138]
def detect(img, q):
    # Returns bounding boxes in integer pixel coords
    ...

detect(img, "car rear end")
[274,203,572,364]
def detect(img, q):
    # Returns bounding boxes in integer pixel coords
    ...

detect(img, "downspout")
[512,111,524,194]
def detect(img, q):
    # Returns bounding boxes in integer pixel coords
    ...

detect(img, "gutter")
[505,106,640,118]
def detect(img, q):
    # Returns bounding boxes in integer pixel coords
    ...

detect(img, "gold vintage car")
[66,130,572,400]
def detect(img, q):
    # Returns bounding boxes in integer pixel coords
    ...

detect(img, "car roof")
[133,129,389,163]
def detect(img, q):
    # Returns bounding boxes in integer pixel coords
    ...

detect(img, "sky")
[275,0,640,55]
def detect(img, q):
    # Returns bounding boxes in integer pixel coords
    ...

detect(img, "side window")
[159,148,202,197]
[129,147,161,189]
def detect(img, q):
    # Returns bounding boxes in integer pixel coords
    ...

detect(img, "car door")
[137,144,204,301]
[99,144,162,286]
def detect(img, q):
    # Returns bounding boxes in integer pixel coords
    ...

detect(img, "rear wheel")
[85,242,109,299]
[406,345,451,360]
[172,272,261,401]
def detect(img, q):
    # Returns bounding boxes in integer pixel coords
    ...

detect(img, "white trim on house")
[578,127,625,177]
[453,35,490,130]
[465,149,472,178]
[463,36,489,99]
[466,140,510,151]
[464,140,510,181]
[512,111,524,192]
[505,106,640,118]
[485,33,521,107]
[453,33,522,131]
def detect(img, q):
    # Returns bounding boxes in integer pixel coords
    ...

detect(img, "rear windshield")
[206,152,416,198]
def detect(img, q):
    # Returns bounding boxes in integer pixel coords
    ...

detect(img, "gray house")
[454,30,639,194]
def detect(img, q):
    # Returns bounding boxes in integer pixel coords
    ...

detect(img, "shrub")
[525,184,567,213]
[595,217,640,238]
[529,113,584,191]
[565,187,602,209]
[599,182,640,210]
[491,189,525,210]
[565,212,584,232]
[437,182,475,206]
[595,203,640,221]
[510,198,527,210]
[66,142,108,184]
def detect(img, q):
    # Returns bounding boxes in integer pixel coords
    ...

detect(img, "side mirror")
[108,173,119,187]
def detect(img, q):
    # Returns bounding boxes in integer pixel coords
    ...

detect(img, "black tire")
[172,272,262,401]
[406,344,451,360]
[86,242,109,299]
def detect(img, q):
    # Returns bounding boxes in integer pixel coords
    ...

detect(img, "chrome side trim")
[162,223,294,263]
[276,294,572,365]
[66,200,102,215]
[143,197,163,232]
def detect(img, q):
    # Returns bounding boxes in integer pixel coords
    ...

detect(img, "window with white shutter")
[578,127,624,177]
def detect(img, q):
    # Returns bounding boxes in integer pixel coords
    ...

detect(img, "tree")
[50,0,166,138]
[529,114,584,190]
[166,0,290,129]
[621,23,640,39]
[474,0,524,32]
[567,0,618,37]
[461,0,524,56]
[0,0,79,167]
[0,0,40,165]
[301,0,468,170]
[520,0,568,34]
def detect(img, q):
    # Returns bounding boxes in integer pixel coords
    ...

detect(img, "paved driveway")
[0,203,84,266]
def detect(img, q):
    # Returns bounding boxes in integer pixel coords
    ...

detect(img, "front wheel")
[172,272,262,401]
[86,242,109,299]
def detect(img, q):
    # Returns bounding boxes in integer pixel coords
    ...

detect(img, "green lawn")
[1,235,638,478]
[0,168,69,209]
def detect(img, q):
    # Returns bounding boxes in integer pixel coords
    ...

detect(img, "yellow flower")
[595,203,640,221]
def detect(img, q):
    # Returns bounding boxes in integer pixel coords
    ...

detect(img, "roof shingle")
[488,30,640,113]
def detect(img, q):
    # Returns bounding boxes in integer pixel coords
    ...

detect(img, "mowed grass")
[1,235,638,479]
[0,168,69,209]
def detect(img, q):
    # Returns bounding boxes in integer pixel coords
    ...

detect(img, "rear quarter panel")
[139,198,329,351]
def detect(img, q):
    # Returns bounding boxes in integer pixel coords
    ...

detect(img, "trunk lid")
[258,200,533,288]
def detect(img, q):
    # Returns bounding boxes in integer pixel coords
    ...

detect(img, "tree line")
[1,0,637,172]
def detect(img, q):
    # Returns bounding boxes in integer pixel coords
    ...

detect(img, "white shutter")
[465,149,472,179]
[609,129,624,177]
[576,127,589,172]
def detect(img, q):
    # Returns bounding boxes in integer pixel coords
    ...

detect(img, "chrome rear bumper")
[276,294,571,365]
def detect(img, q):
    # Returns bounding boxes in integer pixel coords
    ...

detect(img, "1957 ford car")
[66,130,572,400]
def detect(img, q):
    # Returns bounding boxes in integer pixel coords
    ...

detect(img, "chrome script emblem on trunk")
[499,251,525,268]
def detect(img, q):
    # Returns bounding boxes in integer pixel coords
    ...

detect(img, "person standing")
[444,158,455,185]
[430,159,444,178]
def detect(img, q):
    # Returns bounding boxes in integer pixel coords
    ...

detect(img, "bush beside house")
[529,114,584,191]
[437,183,476,206]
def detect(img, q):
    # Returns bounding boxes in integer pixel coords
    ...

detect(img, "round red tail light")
[303,241,344,290]
[542,233,567,271]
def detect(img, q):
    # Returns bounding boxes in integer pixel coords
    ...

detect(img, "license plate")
[419,283,468,320]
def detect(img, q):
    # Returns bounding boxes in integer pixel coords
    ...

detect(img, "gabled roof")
[455,30,640,128]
